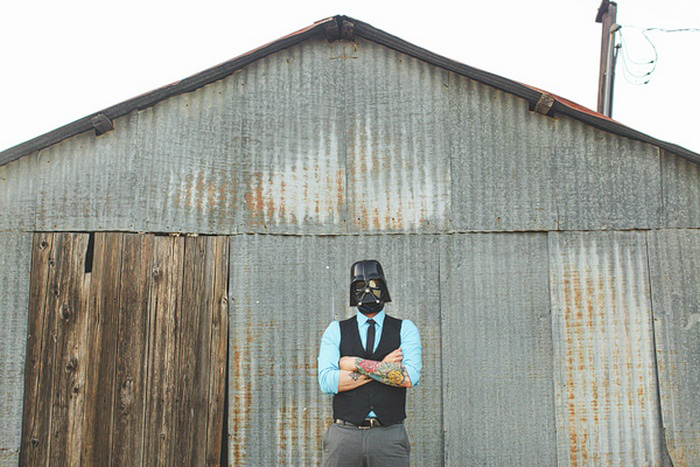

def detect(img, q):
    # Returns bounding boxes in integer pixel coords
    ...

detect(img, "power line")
[616,25,699,85]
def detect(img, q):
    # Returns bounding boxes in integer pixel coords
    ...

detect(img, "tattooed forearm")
[349,371,363,381]
[354,358,411,387]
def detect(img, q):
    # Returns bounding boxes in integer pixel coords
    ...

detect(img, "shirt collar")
[356,309,385,328]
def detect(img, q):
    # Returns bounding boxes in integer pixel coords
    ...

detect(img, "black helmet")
[349,260,392,312]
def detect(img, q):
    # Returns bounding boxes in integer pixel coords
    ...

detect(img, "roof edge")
[0,17,335,166]
[1,14,698,167]
[349,17,700,165]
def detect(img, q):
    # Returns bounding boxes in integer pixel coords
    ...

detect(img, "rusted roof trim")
[1,14,698,167]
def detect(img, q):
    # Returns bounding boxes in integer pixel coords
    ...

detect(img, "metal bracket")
[534,94,555,116]
[90,113,114,136]
[325,17,355,42]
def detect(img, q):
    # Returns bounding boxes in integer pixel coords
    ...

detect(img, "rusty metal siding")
[660,150,700,228]
[231,39,346,234]
[139,37,347,234]
[0,232,32,465]
[440,233,557,465]
[549,231,666,465]
[344,39,451,232]
[0,152,38,231]
[228,234,442,465]
[1,37,346,235]
[137,81,240,234]
[2,36,697,236]
[551,117,662,231]
[33,114,146,232]
[648,229,700,466]
[448,73,558,232]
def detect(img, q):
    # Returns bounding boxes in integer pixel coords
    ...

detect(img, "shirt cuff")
[405,366,420,387]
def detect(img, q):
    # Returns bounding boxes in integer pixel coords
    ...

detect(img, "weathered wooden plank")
[142,235,184,466]
[111,233,153,466]
[80,232,123,465]
[20,232,229,465]
[20,233,55,465]
[204,236,229,465]
[175,236,216,465]
[47,233,91,466]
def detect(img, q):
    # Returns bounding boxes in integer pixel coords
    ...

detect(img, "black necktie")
[366,319,376,354]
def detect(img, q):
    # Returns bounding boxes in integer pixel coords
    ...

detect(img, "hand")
[382,348,402,363]
[339,356,357,371]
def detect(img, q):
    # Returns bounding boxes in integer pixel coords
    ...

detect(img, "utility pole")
[596,0,619,117]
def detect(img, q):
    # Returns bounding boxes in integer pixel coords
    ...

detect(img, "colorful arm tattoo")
[354,358,411,387]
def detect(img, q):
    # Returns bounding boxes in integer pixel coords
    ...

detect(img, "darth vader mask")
[350,260,392,315]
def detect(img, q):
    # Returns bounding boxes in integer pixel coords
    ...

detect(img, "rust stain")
[230,318,254,463]
[266,181,276,221]
[276,397,299,463]
[562,265,580,466]
[279,180,287,219]
[244,172,265,226]
[195,170,205,212]
[207,175,218,209]
[336,170,344,215]
[216,173,232,227]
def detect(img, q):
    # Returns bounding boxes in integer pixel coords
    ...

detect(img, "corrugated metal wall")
[648,229,700,466]
[439,233,557,465]
[0,32,698,465]
[1,38,698,234]
[228,234,443,465]
[344,42,451,232]
[660,150,700,228]
[0,233,32,466]
[226,229,697,464]
[549,232,668,465]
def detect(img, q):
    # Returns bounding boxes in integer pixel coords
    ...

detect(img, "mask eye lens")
[369,280,382,297]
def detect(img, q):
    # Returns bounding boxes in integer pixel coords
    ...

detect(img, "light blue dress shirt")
[317,309,423,415]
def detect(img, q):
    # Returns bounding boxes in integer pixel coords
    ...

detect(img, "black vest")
[332,315,407,425]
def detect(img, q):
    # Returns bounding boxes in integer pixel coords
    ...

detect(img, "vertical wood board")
[19,232,229,465]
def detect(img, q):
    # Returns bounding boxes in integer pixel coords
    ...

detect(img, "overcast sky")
[1,0,699,155]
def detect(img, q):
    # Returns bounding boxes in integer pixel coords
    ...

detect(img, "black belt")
[334,418,404,429]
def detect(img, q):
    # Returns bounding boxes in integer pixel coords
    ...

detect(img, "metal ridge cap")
[0,17,334,167]
[350,17,700,165]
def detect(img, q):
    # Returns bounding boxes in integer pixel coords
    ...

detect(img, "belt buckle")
[360,418,380,429]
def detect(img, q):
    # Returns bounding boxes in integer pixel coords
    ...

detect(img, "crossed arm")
[318,320,422,395]
[337,348,412,392]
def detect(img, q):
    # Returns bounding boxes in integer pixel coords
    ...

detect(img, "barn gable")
[0,17,698,233]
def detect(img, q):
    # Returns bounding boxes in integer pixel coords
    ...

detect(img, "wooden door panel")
[21,233,228,466]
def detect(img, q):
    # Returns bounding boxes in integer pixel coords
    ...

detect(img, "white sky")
[1,0,699,155]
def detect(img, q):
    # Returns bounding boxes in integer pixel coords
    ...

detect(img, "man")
[318,259,422,466]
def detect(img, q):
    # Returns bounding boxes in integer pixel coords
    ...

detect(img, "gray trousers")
[322,422,411,466]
